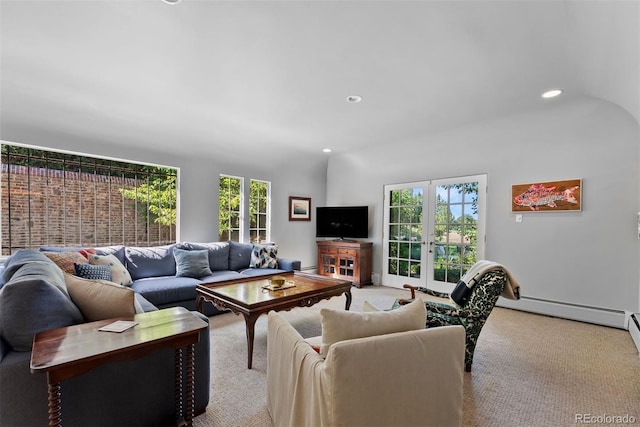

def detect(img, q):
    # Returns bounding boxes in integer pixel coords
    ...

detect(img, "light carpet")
[193,285,640,427]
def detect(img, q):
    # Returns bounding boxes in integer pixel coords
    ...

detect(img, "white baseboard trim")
[497,296,628,329]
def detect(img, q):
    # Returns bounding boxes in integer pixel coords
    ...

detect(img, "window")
[433,182,480,283]
[1,143,178,256]
[218,175,243,242]
[249,179,270,244]
[383,175,486,290]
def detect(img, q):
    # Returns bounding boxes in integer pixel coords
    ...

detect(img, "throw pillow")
[174,248,213,278]
[63,273,137,321]
[319,298,426,356]
[74,263,112,281]
[79,248,97,259]
[42,251,88,274]
[249,244,279,269]
[88,254,133,286]
[177,242,230,271]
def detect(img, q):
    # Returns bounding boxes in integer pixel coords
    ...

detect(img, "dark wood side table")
[30,307,208,427]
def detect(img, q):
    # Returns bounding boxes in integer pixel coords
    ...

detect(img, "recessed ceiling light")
[346,95,362,103]
[322,148,332,153]
[541,89,563,99]
[162,0,181,4]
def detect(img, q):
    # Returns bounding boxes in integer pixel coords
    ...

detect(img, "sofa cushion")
[2,249,57,283]
[88,253,133,286]
[94,245,126,264]
[125,245,176,280]
[177,242,230,271]
[135,293,158,312]
[74,263,112,281]
[131,276,201,306]
[318,298,426,356]
[39,245,79,252]
[229,241,253,271]
[275,257,300,272]
[198,270,245,283]
[0,255,83,351]
[250,244,279,269]
[174,249,213,278]
[64,273,137,321]
[42,251,88,274]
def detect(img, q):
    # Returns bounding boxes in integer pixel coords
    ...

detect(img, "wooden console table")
[30,307,208,427]
[317,240,373,287]
[196,271,352,369]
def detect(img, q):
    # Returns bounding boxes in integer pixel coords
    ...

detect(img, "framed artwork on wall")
[512,179,582,212]
[289,196,311,221]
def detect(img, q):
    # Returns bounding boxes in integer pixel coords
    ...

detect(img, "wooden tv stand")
[317,240,372,288]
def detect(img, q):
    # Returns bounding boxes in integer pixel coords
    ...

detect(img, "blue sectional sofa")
[0,241,300,426]
[125,241,300,315]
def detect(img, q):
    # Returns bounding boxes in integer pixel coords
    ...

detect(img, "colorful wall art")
[512,179,582,212]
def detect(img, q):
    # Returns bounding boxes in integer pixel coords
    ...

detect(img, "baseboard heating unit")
[497,297,627,329]
[630,313,640,356]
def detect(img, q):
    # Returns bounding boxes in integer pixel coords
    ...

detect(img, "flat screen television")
[316,206,368,239]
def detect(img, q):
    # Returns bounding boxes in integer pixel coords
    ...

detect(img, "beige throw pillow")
[64,273,137,321]
[88,254,133,286]
[319,298,426,356]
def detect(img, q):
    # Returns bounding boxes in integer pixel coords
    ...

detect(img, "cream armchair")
[266,311,465,427]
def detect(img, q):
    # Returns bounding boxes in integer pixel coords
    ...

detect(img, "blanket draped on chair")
[458,260,520,301]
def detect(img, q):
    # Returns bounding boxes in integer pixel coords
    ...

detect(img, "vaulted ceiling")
[1,1,638,164]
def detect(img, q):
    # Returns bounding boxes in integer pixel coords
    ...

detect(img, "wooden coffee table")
[30,307,208,427]
[196,271,352,368]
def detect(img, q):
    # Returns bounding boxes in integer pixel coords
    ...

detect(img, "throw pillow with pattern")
[42,251,88,274]
[249,244,279,269]
[88,254,133,286]
[74,263,112,281]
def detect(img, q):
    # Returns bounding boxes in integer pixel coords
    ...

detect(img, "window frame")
[249,179,271,244]
[218,174,244,242]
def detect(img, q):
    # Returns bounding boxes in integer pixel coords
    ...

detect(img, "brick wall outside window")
[1,162,176,256]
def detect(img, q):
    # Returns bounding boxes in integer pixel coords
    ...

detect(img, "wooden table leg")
[175,347,184,424]
[345,288,352,310]
[176,344,196,427]
[243,314,259,369]
[47,381,62,427]
[185,343,196,426]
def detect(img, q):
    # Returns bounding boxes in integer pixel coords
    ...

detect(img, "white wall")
[326,96,640,325]
[0,125,327,270]
[4,95,638,325]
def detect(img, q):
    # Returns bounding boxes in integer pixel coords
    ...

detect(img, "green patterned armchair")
[394,269,507,372]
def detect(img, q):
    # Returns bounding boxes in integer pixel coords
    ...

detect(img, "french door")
[382,175,486,292]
